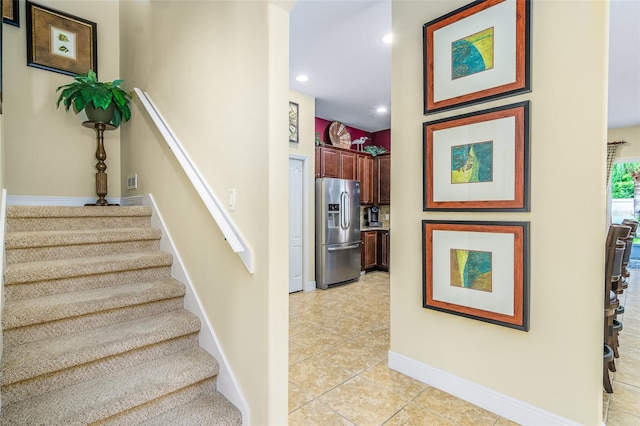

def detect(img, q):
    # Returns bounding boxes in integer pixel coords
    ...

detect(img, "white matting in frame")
[432,229,515,316]
[432,0,517,103]
[432,115,516,203]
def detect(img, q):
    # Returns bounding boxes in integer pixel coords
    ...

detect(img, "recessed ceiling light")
[296,75,308,82]
[377,107,388,113]
[382,33,393,44]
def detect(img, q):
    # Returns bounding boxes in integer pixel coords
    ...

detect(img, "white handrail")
[134,88,254,273]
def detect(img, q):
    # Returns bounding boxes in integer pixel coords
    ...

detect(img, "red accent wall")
[315,117,391,152]
[372,129,391,152]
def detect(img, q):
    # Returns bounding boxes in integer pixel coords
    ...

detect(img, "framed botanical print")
[26,1,97,76]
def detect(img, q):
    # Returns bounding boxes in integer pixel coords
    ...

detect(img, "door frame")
[289,153,313,292]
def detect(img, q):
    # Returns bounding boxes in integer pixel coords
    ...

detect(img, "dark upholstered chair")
[603,224,631,392]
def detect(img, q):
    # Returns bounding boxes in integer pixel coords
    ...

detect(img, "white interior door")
[289,157,304,293]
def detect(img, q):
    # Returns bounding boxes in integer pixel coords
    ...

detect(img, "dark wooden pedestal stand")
[82,121,119,206]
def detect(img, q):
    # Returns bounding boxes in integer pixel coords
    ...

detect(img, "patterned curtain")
[607,142,625,188]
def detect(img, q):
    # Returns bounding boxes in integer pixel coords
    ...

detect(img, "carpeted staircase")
[0,205,242,425]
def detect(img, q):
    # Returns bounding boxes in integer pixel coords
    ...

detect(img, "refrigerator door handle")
[341,191,351,230]
[327,243,360,251]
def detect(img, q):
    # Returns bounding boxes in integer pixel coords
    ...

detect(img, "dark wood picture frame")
[423,0,531,114]
[423,101,529,211]
[289,101,299,143]
[26,1,97,76]
[422,220,529,331]
[3,0,19,27]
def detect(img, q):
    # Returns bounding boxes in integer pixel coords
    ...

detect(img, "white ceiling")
[289,0,640,133]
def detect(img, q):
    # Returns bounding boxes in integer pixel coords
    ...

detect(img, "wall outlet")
[127,174,138,190]
[384,214,390,220]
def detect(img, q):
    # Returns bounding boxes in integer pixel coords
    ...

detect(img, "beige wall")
[391,1,608,424]
[119,2,289,423]
[289,90,316,285]
[1,115,4,192]
[610,126,640,161]
[3,0,121,199]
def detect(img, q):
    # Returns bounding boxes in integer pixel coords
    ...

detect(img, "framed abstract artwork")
[3,0,19,27]
[26,1,97,76]
[289,101,299,143]
[423,101,529,211]
[422,220,529,331]
[423,0,531,114]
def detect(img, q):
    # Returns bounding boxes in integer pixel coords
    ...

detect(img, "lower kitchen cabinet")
[361,230,389,272]
[378,230,390,271]
[362,231,378,271]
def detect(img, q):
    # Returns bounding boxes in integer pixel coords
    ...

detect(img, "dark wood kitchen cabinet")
[361,230,389,271]
[340,150,358,181]
[377,230,390,271]
[375,154,391,205]
[317,146,340,178]
[357,154,374,204]
[316,146,357,180]
[315,146,387,205]
[361,231,378,271]
[315,147,321,178]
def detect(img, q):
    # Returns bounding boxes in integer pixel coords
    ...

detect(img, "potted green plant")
[56,70,132,128]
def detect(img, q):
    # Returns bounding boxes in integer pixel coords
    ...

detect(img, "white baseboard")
[304,281,316,292]
[119,195,144,206]
[388,351,582,426]
[6,195,121,206]
[6,195,145,207]
[142,194,249,425]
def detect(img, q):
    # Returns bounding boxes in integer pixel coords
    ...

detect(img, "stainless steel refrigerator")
[315,178,361,289]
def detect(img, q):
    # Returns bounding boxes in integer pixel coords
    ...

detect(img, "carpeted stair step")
[0,347,219,425]
[4,264,173,303]
[5,227,162,264]
[6,205,153,232]
[4,251,173,286]
[3,278,185,346]
[139,392,242,426]
[2,310,201,406]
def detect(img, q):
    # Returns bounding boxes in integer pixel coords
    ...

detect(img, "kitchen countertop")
[361,226,390,231]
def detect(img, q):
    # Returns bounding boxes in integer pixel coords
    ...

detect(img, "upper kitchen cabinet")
[357,154,374,205]
[316,145,355,178]
[340,150,358,181]
[317,146,340,178]
[316,145,389,205]
[375,154,391,205]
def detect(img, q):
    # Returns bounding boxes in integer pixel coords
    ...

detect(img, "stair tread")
[6,205,152,218]
[4,251,173,285]
[2,309,201,386]
[5,227,161,249]
[139,392,242,426]
[3,278,185,329]
[0,347,218,425]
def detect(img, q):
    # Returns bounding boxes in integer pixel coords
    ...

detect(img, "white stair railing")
[134,88,254,273]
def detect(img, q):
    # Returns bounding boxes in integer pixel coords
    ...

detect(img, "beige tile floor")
[289,271,518,425]
[603,268,640,425]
